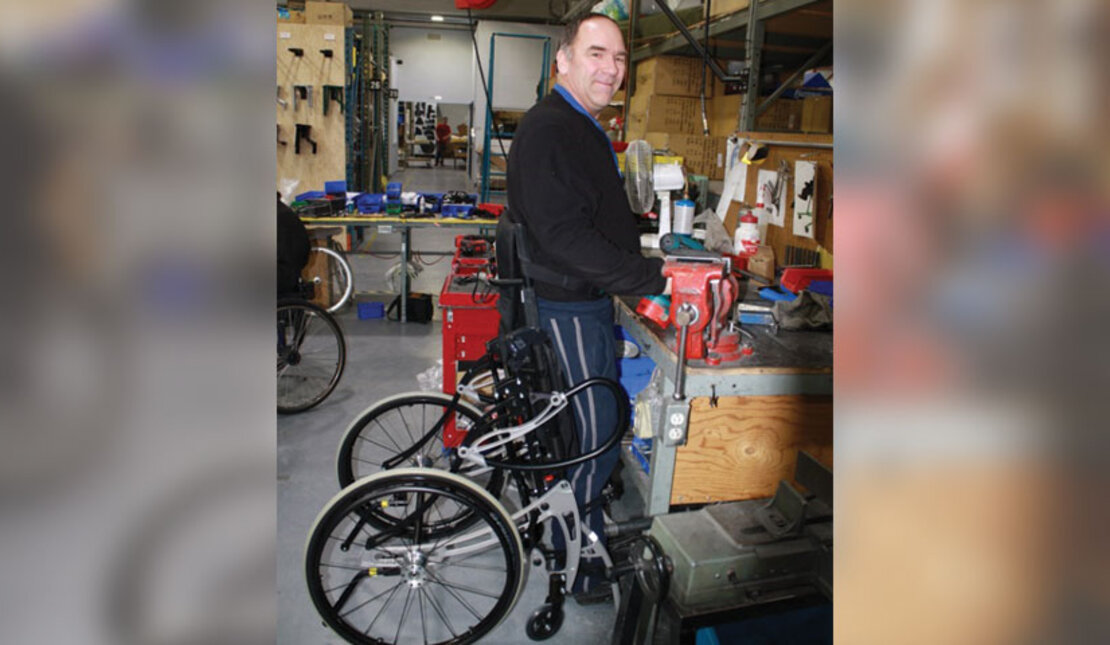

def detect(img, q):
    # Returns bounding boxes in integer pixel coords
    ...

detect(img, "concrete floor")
[278,167,640,644]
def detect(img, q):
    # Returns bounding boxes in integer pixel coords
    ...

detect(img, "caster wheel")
[526,603,564,641]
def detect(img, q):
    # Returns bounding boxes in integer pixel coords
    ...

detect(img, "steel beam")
[755,40,831,116]
[739,0,763,131]
[561,0,596,23]
[631,0,820,62]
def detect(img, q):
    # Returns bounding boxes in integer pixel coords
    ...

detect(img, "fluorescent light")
[430,15,445,22]
[434,96,443,100]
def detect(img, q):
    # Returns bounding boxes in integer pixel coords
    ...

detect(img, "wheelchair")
[278,281,346,414]
[304,218,665,644]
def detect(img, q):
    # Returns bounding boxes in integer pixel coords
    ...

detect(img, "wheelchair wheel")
[304,245,354,313]
[305,468,525,645]
[337,393,505,535]
[277,299,346,414]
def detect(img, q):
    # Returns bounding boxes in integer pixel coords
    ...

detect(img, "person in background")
[434,116,452,167]
[506,12,669,603]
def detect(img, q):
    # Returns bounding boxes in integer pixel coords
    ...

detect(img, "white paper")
[793,161,817,238]
[756,169,784,227]
[714,162,748,221]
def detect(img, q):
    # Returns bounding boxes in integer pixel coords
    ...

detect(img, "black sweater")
[507,91,666,301]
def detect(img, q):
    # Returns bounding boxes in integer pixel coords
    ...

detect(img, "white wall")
[390,27,474,105]
[384,21,563,183]
[470,21,564,182]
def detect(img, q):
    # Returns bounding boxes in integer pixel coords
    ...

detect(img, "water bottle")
[672,199,696,236]
[734,208,761,255]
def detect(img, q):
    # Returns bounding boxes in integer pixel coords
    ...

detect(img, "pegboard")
[276,23,347,196]
[727,131,833,267]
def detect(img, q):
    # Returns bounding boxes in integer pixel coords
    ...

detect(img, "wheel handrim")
[307,476,522,645]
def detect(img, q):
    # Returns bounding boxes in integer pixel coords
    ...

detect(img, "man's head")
[555,13,627,117]
[439,116,448,124]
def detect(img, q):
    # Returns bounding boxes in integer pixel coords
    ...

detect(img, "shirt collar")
[553,84,621,176]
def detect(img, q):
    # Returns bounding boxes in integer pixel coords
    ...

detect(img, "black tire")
[277,299,346,414]
[525,603,564,641]
[336,393,505,537]
[336,392,505,484]
[305,468,525,645]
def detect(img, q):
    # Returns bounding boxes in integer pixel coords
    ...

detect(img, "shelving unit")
[365,12,391,193]
[623,0,832,133]
[478,32,551,203]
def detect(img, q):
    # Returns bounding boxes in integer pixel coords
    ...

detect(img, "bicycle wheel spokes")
[307,246,353,313]
[338,394,495,489]
[277,301,346,414]
[307,471,523,645]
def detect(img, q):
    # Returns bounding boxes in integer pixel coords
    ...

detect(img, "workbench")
[299,215,497,322]
[614,295,833,516]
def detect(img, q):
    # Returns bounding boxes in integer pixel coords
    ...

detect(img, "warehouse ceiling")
[346,0,574,25]
[312,1,832,72]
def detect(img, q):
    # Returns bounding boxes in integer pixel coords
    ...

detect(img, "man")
[506,13,668,600]
[434,116,452,166]
[277,194,309,296]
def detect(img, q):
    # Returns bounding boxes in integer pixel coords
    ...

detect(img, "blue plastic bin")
[324,180,347,195]
[356,193,384,213]
[357,302,385,319]
[441,203,474,218]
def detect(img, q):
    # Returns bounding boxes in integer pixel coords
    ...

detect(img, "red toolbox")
[780,267,833,293]
[439,238,500,446]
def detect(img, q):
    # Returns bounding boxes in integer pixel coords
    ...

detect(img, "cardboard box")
[634,56,714,98]
[755,99,803,132]
[748,245,775,281]
[643,132,728,180]
[305,1,353,26]
[626,94,700,139]
[277,9,306,23]
[801,96,832,133]
[710,0,751,19]
[708,93,742,136]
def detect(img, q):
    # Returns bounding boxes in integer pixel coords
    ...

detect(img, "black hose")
[603,516,654,538]
[479,377,630,472]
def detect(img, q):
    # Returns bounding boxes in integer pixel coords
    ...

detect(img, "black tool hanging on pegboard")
[295,124,316,154]
[293,85,312,111]
[322,85,344,116]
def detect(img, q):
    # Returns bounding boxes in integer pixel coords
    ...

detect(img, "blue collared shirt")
[553,83,621,176]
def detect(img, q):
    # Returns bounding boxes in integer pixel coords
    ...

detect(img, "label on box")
[279,32,291,39]
[378,225,393,234]
[324,33,336,41]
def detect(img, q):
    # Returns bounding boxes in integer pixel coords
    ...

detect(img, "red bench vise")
[662,258,747,366]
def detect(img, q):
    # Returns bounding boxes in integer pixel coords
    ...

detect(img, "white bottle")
[734,208,761,255]
[672,199,695,236]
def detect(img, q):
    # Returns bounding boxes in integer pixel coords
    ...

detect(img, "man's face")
[555,17,627,117]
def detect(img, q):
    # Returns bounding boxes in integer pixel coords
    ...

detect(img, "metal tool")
[322,85,344,116]
[293,85,312,111]
[294,124,317,154]
[661,258,748,366]
[658,232,716,259]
